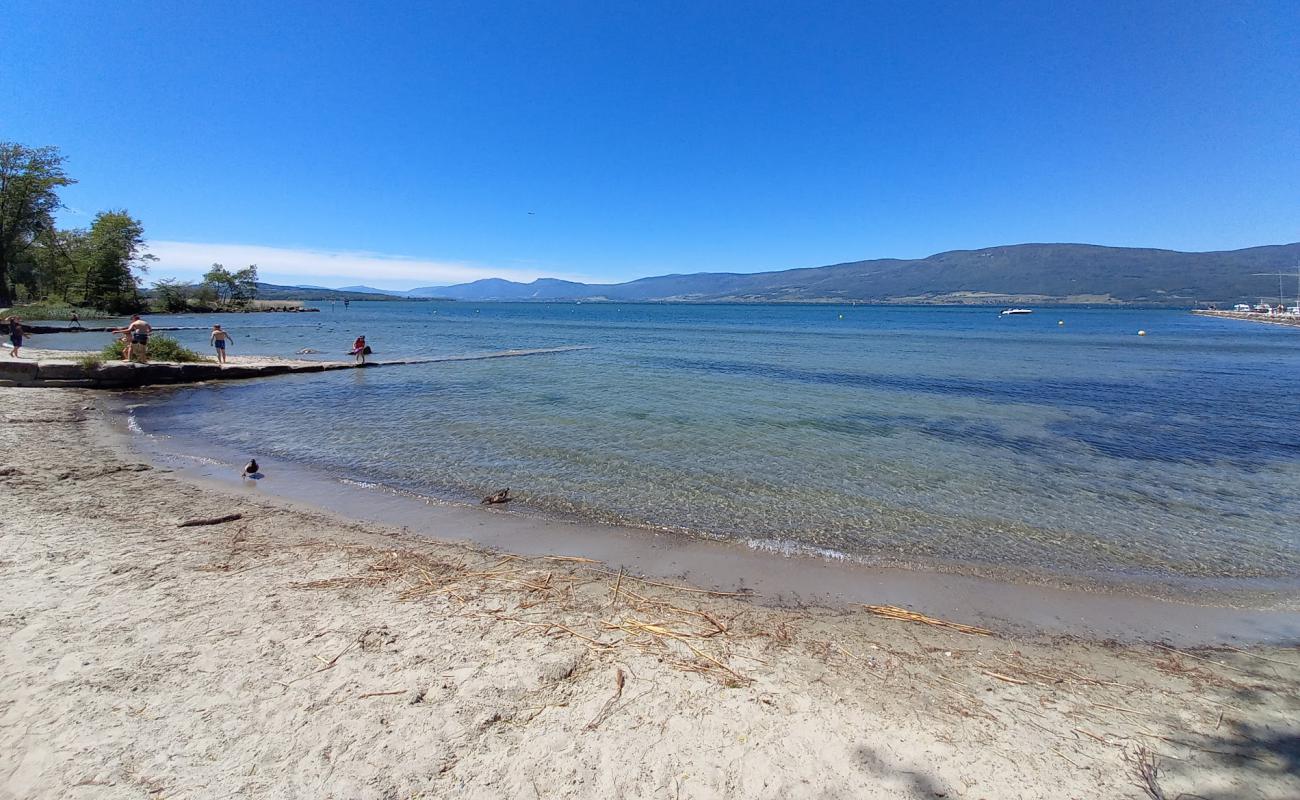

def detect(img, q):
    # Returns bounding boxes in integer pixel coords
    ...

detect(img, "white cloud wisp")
[145,240,588,289]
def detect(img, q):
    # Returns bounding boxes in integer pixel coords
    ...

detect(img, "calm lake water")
[74,302,1300,588]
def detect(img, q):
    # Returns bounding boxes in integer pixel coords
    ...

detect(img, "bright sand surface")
[2,385,1299,799]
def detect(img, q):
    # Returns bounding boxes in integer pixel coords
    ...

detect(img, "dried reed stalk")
[585,667,627,730]
[983,670,1030,686]
[585,568,749,596]
[1151,644,1250,675]
[859,604,994,636]
[1129,745,1167,800]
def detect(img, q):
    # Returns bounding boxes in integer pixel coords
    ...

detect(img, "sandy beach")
[3,385,1299,799]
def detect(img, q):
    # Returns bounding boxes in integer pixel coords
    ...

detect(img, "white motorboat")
[999,308,1034,315]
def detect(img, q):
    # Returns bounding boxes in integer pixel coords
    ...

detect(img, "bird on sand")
[481,488,511,505]
[243,459,260,479]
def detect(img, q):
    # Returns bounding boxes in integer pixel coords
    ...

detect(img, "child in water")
[350,335,372,364]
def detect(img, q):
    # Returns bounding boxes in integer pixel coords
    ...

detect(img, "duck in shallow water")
[243,459,260,479]
[481,488,510,505]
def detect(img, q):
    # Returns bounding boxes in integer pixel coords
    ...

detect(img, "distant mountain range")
[252,283,446,301]
[266,242,1300,306]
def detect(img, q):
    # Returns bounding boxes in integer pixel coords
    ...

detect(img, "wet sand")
[3,385,1300,799]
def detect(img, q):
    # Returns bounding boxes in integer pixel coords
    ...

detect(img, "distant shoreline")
[273,296,1205,308]
[1192,309,1300,328]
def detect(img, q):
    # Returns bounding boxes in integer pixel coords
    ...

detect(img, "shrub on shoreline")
[0,302,111,321]
[102,334,210,363]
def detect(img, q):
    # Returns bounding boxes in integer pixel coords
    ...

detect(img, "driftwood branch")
[177,513,244,528]
[1130,745,1167,800]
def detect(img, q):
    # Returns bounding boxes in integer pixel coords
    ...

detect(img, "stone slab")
[36,363,87,381]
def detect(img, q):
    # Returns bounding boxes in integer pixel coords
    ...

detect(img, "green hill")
[249,283,417,302]
[428,242,1300,305]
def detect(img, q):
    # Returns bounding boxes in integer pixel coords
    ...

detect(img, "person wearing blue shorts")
[210,324,235,364]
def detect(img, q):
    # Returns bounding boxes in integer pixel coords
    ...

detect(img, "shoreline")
[12,340,1300,640]
[1191,309,1300,328]
[3,384,1300,798]
[115,387,1300,645]
[118,385,1300,646]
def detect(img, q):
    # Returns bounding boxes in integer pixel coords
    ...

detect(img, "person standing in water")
[6,317,24,358]
[209,324,235,364]
[350,335,371,364]
[69,312,83,330]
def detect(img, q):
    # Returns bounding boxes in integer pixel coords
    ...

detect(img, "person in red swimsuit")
[350,335,371,364]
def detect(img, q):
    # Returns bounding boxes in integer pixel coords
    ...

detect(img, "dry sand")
[2,385,1298,799]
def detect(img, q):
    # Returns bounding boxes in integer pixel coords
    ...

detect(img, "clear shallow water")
[117,302,1300,587]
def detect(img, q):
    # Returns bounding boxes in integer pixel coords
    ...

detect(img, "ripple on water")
[125,304,1300,589]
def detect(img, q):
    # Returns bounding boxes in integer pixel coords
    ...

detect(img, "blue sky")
[3,1,1297,289]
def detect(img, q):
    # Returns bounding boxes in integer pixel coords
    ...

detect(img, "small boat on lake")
[1000,308,1034,316]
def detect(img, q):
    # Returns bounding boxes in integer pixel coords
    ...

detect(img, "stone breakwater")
[0,358,350,388]
[0,346,593,389]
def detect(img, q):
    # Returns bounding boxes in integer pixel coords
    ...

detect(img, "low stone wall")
[0,345,593,389]
[0,359,355,389]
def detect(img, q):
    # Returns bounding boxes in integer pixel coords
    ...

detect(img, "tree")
[17,225,89,303]
[152,279,193,312]
[204,263,258,306]
[40,226,90,303]
[192,282,218,306]
[82,211,152,313]
[232,265,259,303]
[0,142,75,305]
[203,263,235,302]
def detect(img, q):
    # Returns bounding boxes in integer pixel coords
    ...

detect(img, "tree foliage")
[0,142,75,305]
[233,265,259,302]
[82,210,153,313]
[202,263,258,306]
[1,142,158,313]
[203,264,234,302]
[153,279,193,312]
